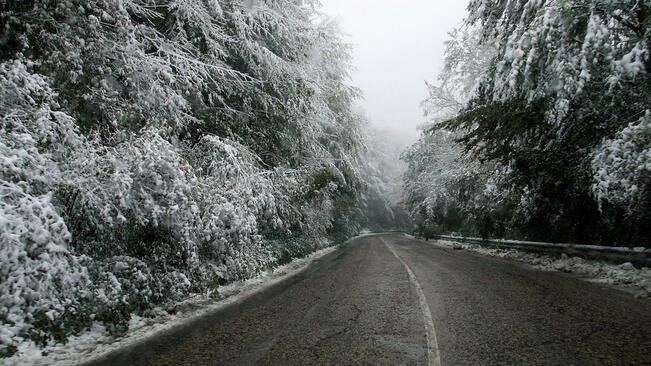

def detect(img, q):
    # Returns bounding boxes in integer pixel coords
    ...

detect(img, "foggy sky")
[319,0,469,142]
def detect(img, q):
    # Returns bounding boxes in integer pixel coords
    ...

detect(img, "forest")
[1,0,650,359]
[403,0,651,246]
[0,0,401,354]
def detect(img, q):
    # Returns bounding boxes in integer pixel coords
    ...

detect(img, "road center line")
[381,237,442,366]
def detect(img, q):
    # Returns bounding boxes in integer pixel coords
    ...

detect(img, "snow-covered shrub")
[68,131,203,329]
[0,60,90,348]
[0,186,90,347]
[0,60,201,348]
[66,129,200,267]
[593,111,651,209]
[187,136,285,281]
[86,256,192,334]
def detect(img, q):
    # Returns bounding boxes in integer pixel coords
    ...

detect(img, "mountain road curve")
[84,233,651,366]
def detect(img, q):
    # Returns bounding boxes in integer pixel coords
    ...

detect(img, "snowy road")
[85,234,651,365]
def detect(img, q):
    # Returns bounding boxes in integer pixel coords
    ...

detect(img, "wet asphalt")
[85,234,651,366]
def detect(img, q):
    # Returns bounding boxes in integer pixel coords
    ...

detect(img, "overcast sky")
[319,0,469,142]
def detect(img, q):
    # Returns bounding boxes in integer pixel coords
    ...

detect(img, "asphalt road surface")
[86,234,651,366]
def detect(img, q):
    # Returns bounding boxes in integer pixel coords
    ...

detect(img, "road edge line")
[381,238,442,366]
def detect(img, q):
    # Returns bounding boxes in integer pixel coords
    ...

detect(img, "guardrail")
[430,235,651,268]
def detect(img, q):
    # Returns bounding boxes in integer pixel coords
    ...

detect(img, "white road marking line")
[381,237,442,366]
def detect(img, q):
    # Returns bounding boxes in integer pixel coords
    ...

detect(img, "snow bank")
[434,239,651,298]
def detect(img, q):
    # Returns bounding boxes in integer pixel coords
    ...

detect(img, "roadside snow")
[433,239,651,298]
[3,246,338,366]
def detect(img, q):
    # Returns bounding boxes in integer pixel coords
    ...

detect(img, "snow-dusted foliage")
[422,1,651,244]
[0,0,371,355]
[466,0,649,123]
[422,26,495,124]
[593,111,651,210]
[402,26,505,238]
[0,60,91,348]
[74,130,198,236]
[403,131,479,235]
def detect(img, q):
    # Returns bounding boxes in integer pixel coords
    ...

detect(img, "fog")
[319,0,469,142]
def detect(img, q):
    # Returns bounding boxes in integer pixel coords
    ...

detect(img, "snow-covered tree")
[422,26,495,124]
[402,25,503,238]
[0,0,374,353]
[440,0,651,244]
